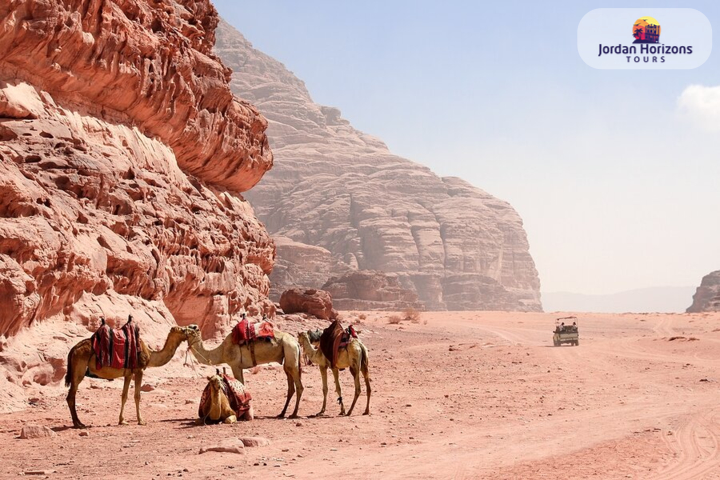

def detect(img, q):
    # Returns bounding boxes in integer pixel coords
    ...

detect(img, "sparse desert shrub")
[358,313,367,320]
[387,315,402,325]
[404,307,421,324]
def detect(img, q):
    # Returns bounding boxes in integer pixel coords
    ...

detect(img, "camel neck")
[148,333,184,368]
[190,337,226,366]
[299,336,323,363]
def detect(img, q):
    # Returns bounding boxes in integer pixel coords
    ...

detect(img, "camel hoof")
[137,420,147,426]
[276,413,286,419]
[118,420,128,426]
[363,411,370,416]
[73,423,87,429]
[288,414,299,419]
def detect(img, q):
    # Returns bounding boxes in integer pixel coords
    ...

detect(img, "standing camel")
[297,330,371,416]
[186,324,304,418]
[65,324,193,428]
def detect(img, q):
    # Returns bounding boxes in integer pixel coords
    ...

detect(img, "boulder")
[20,425,56,439]
[279,289,337,320]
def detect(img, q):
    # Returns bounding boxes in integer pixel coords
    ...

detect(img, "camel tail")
[360,343,369,379]
[65,345,75,388]
[298,345,302,379]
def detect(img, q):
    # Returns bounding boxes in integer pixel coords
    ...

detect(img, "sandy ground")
[2,311,720,479]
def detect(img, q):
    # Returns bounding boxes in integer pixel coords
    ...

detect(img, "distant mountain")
[542,286,696,313]
[215,20,542,312]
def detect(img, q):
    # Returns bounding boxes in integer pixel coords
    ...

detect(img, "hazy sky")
[214,0,720,295]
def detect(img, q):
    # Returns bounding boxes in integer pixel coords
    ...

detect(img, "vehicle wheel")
[575,340,580,346]
[553,340,559,347]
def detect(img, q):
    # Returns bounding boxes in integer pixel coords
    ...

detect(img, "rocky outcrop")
[0,0,275,411]
[0,0,272,192]
[269,236,349,300]
[215,21,542,312]
[279,288,337,320]
[322,271,423,311]
[687,271,720,312]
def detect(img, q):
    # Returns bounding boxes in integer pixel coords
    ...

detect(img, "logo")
[632,17,661,44]
[577,9,711,70]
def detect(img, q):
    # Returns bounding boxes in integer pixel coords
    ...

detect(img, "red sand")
[2,311,720,479]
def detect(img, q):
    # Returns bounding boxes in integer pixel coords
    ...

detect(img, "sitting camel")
[65,324,193,428]
[198,369,253,424]
[298,330,371,416]
[186,324,304,418]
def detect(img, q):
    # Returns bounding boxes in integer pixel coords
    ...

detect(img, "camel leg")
[66,364,87,429]
[134,370,146,425]
[231,364,245,384]
[346,366,362,416]
[118,373,132,425]
[288,361,303,419]
[361,359,371,415]
[315,366,329,416]
[277,369,295,418]
[331,368,345,416]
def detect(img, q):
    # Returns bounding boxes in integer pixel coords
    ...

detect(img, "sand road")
[1,311,720,479]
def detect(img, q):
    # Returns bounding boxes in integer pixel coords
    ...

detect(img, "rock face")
[0,0,275,411]
[687,271,720,312]
[323,271,423,311]
[279,288,337,320]
[269,236,348,300]
[215,21,542,312]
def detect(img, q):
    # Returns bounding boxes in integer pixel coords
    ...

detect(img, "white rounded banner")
[578,8,712,69]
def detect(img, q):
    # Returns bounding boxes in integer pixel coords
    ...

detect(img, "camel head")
[167,325,191,340]
[185,324,202,345]
[307,329,323,344]
[207,369,223,394]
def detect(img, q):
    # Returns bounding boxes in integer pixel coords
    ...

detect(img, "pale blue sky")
[215,1,720,296]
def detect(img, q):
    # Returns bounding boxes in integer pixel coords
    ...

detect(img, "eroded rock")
[279,288,337,320]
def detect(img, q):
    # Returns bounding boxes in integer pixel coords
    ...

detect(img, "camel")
[65,324,193,428]
[197,369,253,425]
[297,330,371,416]
[186,324,304,418]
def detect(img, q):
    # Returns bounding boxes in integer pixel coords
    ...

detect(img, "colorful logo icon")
[633,17,661,44]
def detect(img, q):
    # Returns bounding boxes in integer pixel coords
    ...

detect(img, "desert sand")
[2,311,720,479]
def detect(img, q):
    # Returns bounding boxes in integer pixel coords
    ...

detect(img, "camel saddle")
[198,373,252,420]
[319,321,358,368]
[91,316,141,370]
[231,318,275,367]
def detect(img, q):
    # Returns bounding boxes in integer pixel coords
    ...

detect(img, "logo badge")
[578,9,711,69]
[633,17,661,44]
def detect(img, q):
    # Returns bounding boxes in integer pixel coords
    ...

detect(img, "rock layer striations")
[0,0,275,410]
[216,21,541,312]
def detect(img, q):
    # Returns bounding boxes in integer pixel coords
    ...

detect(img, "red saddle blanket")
[91,319,141,370]
[198,374,252,418]
[319,321,358,368]
[231,318,275,345]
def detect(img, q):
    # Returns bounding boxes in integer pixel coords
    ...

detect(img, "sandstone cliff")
[323,271,424,312]
[0,0,274,411]
[215,21,542,312]
[687,271,720,313]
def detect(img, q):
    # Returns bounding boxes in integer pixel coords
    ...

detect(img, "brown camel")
[186,324,304,418]
[197,370,253,425]
[65,324,192,428]
[298,330,371,416]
